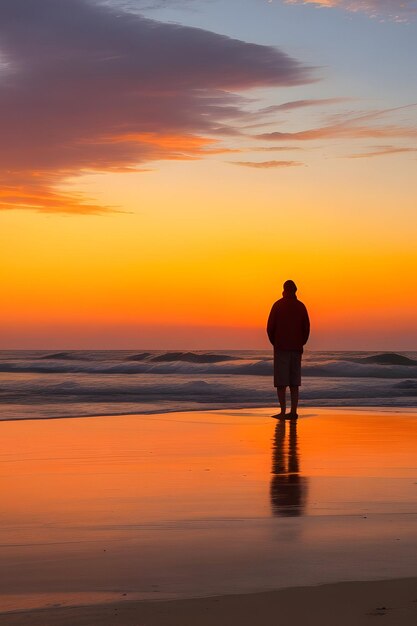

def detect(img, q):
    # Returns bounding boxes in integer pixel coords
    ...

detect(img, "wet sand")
[2,577,417,626]
[1,407,417,622]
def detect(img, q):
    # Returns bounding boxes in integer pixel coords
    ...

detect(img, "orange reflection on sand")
[0,412,271,536]
[297,411,417,478]
[1,408,417,612]
[1,409,416,536]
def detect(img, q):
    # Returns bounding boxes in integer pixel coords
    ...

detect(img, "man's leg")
[289,386,299,417]
[277,386,287,415]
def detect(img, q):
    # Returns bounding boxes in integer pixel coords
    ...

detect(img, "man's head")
[283,279,297,295]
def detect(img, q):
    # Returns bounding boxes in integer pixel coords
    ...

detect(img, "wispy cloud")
[283,0,417,21]
[232,160,303,168]
[0,0,312,214]
[259,124,417,141]
[238,97,350,129]
[258,105,417,142]
[346,145,417,158]
[121,0,417,20]
[250,146,304,151]
[258,97,351,114]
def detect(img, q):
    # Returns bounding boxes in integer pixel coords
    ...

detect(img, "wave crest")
[149,352,237,363]
[349,353,417,366]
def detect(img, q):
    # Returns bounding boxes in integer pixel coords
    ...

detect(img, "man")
[267,280,310,419]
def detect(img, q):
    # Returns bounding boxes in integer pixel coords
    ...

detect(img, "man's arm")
[303,306,310,345]
[267,303,277,345]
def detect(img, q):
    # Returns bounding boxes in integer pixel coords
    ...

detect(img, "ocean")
[1,350,416,421]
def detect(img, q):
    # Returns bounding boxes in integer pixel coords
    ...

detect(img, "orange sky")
[2,153,416,349]
[1,0,417,349]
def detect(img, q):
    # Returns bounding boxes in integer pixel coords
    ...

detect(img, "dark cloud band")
[0,0,312,213]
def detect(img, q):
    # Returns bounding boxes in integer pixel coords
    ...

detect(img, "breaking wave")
[37,351,88,361]
[349,353,417,366]
[148,351,237,363]
[2,375,417,406]
[126,352,239,363]
[1,350,416,419]
[0,352,416,379]
[125,352,152,361]
[0,378,266,404]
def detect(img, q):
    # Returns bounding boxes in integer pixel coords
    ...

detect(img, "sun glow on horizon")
[1,0,416,349]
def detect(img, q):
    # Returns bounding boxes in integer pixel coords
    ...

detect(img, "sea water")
[0,350,416,420]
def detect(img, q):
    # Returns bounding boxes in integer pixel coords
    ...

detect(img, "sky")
[1,0,416,350]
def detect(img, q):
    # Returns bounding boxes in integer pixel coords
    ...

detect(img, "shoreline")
[2,577,417,625]
[1,403,417,423]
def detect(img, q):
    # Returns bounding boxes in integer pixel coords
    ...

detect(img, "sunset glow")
[1,0,416,349]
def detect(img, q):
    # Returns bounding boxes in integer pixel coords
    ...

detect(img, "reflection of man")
[267,280,310,419]
[270,419,307,517]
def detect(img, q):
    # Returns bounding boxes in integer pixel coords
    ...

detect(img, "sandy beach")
[1,407,417,624]
[1,578,417,626]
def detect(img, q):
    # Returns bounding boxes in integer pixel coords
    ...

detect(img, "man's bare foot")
[272,410,286,419]
[286,412,298,420]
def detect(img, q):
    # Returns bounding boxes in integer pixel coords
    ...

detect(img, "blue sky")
[138,0,417,106]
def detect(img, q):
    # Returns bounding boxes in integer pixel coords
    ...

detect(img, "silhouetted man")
[267,280,310,419]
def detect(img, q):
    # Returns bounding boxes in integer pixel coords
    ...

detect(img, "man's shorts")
[274,350,302,387]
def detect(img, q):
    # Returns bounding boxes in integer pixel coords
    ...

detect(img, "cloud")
[346,145,417,158]
[238,97,350,129]
[232,160,303,168]
[283,0,417,21]
[258,105,417,142]
[119,0,417,21]
[258,97,350,114]
[107,0,196,10]
[0,0,312,214]
[259,124,417,141]
[251,146,304,151]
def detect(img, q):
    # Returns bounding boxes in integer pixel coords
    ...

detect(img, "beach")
[1,407,416,624]
[2,578,417,626]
